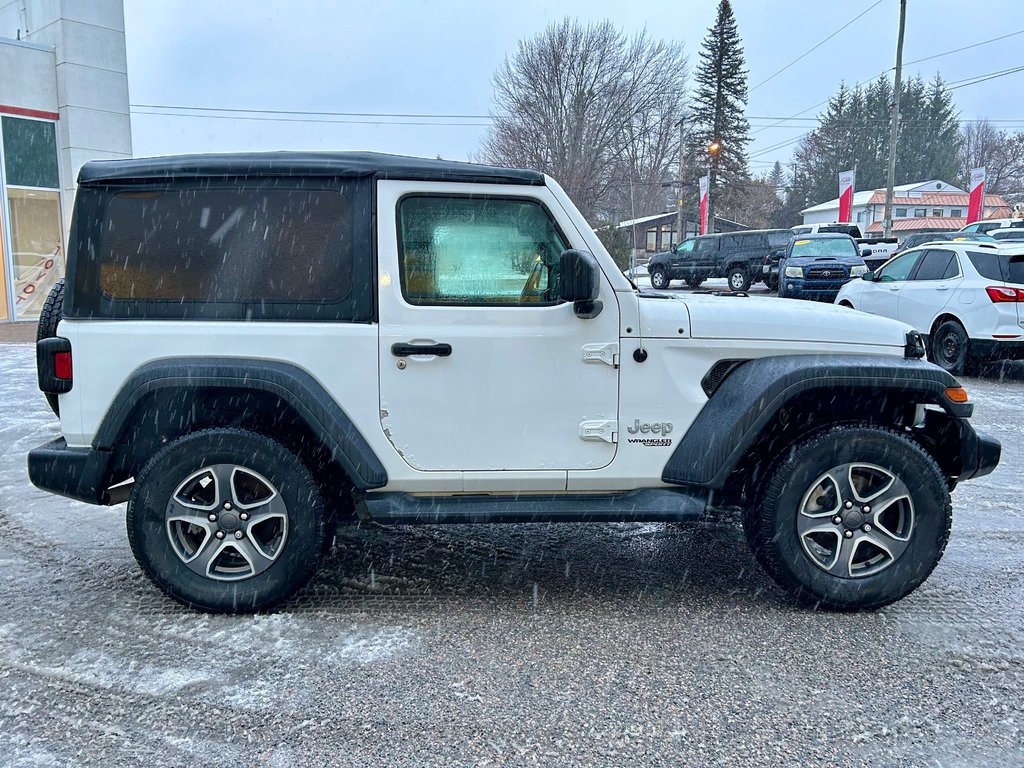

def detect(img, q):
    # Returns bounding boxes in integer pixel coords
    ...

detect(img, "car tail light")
[54,351,72,380]
[985,285,1024,302]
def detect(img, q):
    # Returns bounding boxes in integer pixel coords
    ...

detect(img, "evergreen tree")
[792,74,962,212]
[688,0,750,230]
[767,160,785,200]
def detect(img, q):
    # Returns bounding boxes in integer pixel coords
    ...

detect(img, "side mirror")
[861,248,872,258]
[560,249,602,318]
[861,271,874,281]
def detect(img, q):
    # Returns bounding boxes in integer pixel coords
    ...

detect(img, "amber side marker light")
[945,386,970,403]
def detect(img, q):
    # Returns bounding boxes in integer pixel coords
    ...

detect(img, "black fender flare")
[661,354,970,489]
[94,358,388,490]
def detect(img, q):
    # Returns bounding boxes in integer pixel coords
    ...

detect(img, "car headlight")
[784,266,804,278]
[850,265,868,277]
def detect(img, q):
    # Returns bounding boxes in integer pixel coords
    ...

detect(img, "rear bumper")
[28,437,115,505]
[970,338,1024,362]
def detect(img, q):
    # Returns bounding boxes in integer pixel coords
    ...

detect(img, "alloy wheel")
[796,462,914,579]
[166,464,288,582]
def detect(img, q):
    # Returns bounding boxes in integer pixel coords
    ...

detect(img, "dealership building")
[0,0,131,323]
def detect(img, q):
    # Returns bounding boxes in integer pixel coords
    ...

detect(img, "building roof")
[77,151,546,186]
[617,212,675,228]
[865,217,968,234]
[800,180,971,215]
[865,191,1007,207]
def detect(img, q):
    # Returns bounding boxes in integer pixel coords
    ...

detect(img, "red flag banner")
[838,170,856,223]
[699,175,709,235]
[967,167,986,224]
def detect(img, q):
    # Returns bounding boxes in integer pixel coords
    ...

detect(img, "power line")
[946,65,1024,91]
[131,109,490,127]
[903,29,1024,67]
[131,103,495,120]
[749,0,885,93]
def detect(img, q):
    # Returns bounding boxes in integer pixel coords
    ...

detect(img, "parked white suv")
[29,152,999,613]
[836,243,1024,374]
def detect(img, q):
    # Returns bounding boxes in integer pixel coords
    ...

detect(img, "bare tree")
[481,19,688,221]
[958,120,1024,199]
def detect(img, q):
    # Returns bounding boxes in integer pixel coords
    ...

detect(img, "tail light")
[36,337,73,395]
[985,286,1024,302]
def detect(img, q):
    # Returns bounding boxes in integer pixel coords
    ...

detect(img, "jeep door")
[376,181,620,473]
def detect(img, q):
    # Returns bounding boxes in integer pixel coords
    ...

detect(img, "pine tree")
[768,161,785,200]
[688,0,750,230]
[792,75,962,212]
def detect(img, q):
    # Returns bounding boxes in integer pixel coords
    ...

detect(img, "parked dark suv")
[648,229,793,291]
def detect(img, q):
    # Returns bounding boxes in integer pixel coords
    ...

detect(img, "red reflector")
[53,351,72,380]
[985,286,1024,302]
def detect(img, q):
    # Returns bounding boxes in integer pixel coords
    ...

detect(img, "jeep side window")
[398,196,568,305]
[877,251,923,282]
[675,239,695,253]
[695,238,717,253]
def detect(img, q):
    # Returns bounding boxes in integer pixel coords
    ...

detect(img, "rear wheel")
[127,428,329,613]
[35,277,65,416]
[649,267,670,289]
[930,319,973,376]
[726,266,751,292]
[744,425,951,611]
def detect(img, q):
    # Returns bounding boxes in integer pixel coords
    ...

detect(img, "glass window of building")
[2,116,64,321]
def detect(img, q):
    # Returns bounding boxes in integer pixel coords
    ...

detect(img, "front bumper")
[779,279,851,301]
[958,425,1001,481]
[28,437,115,505]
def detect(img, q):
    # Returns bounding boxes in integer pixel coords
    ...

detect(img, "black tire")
[726,266,751,292]
[930,319,974,376]
[685,276,705,289]
[127,428,329,613]
[766,276,779,292]
[649,267,670,289]
[36,277,65,416]
[744,425,951,611]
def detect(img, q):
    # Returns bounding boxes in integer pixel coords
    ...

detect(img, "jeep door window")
[675,239,695,254]
[398,196,568,305]
[767,232,791,248]
[876,251,923,282]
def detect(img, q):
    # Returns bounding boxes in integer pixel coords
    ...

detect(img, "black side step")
[360,488,708,525]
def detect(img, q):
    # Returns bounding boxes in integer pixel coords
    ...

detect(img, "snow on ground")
[1,342,1023,766]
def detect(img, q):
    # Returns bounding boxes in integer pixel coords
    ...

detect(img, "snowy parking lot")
[1,341,1023,766]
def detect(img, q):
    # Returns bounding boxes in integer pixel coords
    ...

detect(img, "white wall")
[1,0,132,228]
[0,37,57,112]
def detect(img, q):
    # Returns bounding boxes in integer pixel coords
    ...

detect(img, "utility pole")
[883,0,907,238]
[676,120,685,244]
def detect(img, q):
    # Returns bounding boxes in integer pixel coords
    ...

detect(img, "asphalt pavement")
[1,336,1022,767]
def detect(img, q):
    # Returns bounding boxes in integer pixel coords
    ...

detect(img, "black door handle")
[391,342,453,357]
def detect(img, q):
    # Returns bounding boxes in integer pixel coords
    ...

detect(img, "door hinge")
[581,342,619,368]
[579,420,618,443]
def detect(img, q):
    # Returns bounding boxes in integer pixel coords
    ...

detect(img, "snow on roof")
[616,212,675,228]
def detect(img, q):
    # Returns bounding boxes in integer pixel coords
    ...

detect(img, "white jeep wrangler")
[30,152,1000,613]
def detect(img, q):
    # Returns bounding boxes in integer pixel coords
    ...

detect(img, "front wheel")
[127,428,330,613]
[649,268,670,289]
[726,266,751,292]
[744,425,951,611]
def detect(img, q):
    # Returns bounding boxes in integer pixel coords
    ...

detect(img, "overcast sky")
[124,0,1024,176]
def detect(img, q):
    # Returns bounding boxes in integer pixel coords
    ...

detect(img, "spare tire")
[36,277,65,416]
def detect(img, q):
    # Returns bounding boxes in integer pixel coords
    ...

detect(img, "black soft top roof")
[77,151,545,186]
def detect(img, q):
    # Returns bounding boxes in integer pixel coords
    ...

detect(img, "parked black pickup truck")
[648,229,793,291]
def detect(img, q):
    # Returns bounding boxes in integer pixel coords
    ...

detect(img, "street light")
[708,140,721,157]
